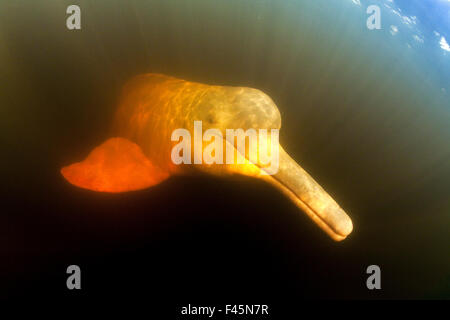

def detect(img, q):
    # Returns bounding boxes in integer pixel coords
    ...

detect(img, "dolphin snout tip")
[335,213,353,238]
[324,204,353,240]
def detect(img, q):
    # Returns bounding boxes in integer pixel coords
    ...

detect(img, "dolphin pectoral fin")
[265,147,353,241]
[61,137,169,193]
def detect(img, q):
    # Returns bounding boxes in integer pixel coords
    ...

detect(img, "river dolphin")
[61,73,353,241]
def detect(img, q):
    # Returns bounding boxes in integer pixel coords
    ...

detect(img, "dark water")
[1,0,449,301]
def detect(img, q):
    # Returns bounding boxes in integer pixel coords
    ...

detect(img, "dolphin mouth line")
[224,139,348,241]
[263,173,347,241]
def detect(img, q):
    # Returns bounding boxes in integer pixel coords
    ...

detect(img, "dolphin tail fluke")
[61,137,169,193]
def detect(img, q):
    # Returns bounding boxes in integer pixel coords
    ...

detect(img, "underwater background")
[1,0,449,300]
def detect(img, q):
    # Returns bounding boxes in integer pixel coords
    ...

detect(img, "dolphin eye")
[206,114,215,124]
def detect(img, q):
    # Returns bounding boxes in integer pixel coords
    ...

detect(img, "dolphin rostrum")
[61,73,353,241]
